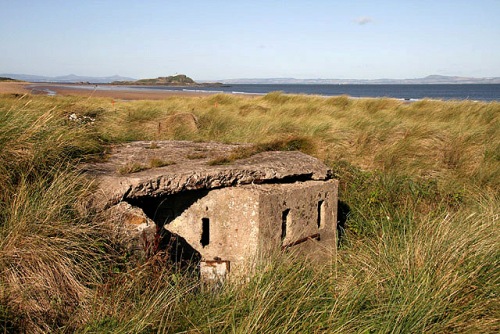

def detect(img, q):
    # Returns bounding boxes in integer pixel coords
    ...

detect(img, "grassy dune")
[0,93,498,333]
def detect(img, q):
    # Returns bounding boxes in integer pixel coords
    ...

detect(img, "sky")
[1,0,499,80]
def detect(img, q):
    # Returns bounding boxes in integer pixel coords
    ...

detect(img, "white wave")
[231,91,265,95]
[182,89,224,94]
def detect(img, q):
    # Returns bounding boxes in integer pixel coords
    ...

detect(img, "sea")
[59,83,500,102]
[138,84,500,102]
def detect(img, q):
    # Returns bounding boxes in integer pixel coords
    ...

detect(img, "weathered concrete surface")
[84,141,332,209]
[161,186,260,275]
[163,180,338,276]
[256,180,338,257]
[86,140,338,276]
[106,202,158,258]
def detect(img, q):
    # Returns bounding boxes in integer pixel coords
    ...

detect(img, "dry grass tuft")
[117,162,148,175]
[149,158,175,168]
[207,135,316,165]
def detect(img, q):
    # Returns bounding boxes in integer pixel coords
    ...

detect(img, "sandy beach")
[0,82,32,95]
[0,82,213,100]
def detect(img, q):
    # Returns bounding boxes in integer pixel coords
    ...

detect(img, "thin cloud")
[355,16,373,25]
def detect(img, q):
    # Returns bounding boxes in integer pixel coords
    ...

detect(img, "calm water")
[139,84,500,102]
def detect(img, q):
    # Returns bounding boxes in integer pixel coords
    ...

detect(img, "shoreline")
[0,82,227,100]
[29,83,220,99]
[0,81,497,102]
[0,82,431,103]
[0,82,401,101]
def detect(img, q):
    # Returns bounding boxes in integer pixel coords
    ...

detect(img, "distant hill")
[0,76,21,82]
[220,75,500,85]
[3,73,499,85]
[114,74,224,87]
[0,73,136,83]
[114,74,195,85]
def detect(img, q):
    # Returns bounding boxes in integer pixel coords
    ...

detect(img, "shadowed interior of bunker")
[126,190,210,268]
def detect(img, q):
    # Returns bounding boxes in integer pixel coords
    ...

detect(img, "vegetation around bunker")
[0,92,498,333]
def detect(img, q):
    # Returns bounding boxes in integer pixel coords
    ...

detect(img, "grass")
[118,162,148,174]
[91,93,499,191]
[0,92,498,332]
[117,159,176,174]
[186,152,208,159]
[0,96,111,332]
[207,136,316,165]
[148,158,175,168]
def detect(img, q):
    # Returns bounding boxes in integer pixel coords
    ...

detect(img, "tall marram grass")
[74,201,499,333]
[94,93,499,190]
[0,92,498,332]
[0,168,109,332]
[0,95,110,332]
[332,198,499,333]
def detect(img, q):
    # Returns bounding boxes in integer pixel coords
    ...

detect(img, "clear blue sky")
[1,0,499,80]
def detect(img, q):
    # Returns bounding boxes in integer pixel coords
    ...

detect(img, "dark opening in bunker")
[201,218,210,247]
[281,209,290,243]
[317,200,325,228]
[337,200,350,247]
[127,189,210,228]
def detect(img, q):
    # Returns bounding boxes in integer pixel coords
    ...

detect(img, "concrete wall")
[164,187,261,275]
[163,179,338,277]
[255,180,338,258]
